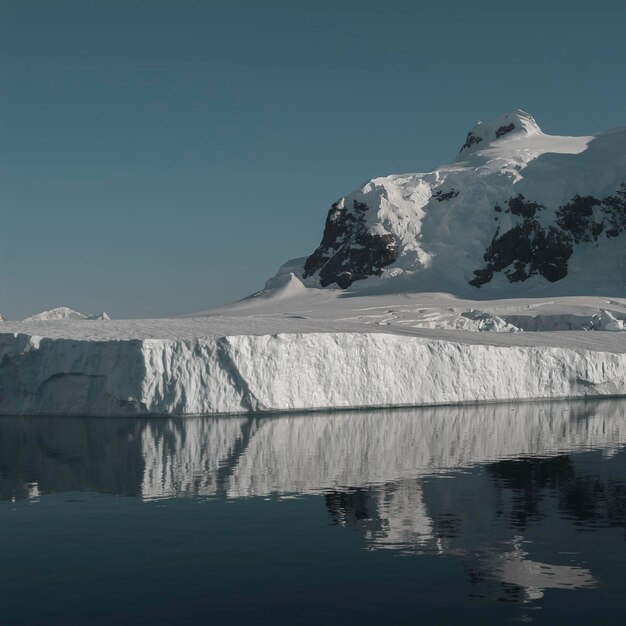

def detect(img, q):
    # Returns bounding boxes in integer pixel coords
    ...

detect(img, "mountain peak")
[284,110,626,294]
[458,109,542,157]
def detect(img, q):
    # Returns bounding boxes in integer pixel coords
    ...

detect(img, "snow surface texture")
[291,110,626,295]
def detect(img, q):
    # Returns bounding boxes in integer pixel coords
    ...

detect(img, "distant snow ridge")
[282,110,626,296]
[22,307,110,321]
[399,308,626,333]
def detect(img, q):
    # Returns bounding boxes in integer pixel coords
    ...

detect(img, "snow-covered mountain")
[22,307,110,321]
[279,110,626,295]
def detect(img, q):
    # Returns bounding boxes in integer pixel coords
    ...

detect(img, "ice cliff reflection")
[3,399,626,606]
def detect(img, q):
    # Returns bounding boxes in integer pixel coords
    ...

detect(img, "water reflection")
[3,400,626,501]
[2,399,626,607]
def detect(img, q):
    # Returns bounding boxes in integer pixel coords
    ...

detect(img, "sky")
[2,0,626,319]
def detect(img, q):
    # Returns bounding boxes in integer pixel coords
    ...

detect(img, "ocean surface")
[3,400,626,624]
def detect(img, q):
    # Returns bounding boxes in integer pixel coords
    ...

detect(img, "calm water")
[3,400,626,624]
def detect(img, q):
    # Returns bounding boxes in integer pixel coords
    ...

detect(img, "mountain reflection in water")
[2,399,626,613]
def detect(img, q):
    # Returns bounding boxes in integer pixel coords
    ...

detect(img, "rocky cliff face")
[470,185,626,287]
[302,199,397,288]
[284,110,626,295]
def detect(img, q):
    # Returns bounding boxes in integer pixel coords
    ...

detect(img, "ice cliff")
[2,318,626,416]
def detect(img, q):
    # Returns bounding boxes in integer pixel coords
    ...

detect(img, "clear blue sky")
[2,0,625,319]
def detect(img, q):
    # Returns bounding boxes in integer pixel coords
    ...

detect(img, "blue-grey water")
[3,400,626,624]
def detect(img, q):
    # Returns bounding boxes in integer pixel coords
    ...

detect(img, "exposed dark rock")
[335,271,353,289]
[532,227,575,281]
[601,184,626,230]
[303,200,354,275]
[433,189,460,202]
[470,267,494,286]
[460,132,482,152]
[495,122,515,138]
[554,186,626,245]
[556,195,602,243]
[508,194,543,219]
[470,219,573,287]
[471,185,626,288]
[303,198,398,288]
